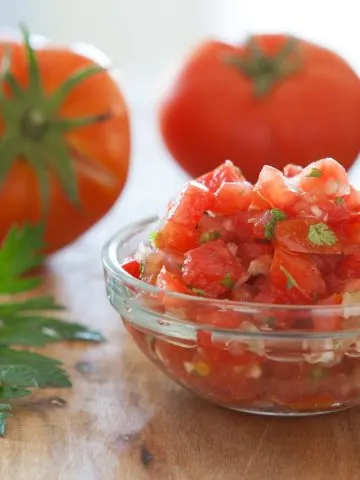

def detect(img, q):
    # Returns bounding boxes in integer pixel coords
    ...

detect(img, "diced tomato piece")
[158,181,213,253]
[197,160,244,192]
[291,193,350,223]
[236,242,273,268]
[270,248,326,303]
[308,254,343,275]
[313,294,343,331]
[297,157,350,199]
[231,211,255,241]
[121,259,141,278]
[212,181,252,215]
[344,186,360,213]
[275,218,343,255]
[156,267,191,312]
[253,165,300,211]
[249,190,272,211]
[196,309,244,328]
[181,240,247,298]
[337,253,360,279]
[283,164,303,177]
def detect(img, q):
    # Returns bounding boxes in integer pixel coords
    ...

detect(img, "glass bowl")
[102,217,360,417]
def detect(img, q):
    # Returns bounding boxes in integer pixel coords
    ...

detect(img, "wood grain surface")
[1,111,360,480]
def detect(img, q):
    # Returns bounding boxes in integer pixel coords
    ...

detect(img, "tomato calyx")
[0,25,114,211]
[225,36,300,96]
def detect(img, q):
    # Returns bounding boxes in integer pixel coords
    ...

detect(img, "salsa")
[120,158,360,414]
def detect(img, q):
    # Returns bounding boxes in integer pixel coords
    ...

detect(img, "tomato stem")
[225,36,301,96]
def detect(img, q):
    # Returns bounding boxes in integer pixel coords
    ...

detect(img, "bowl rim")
[102,216,360,317]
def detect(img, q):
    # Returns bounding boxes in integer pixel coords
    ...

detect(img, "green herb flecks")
[279,265,299,290]
[306,168,322,178]
[190,287,206,297]
[308,223,337,247]
[200,230,221,244]
[264,209,287,239]
[221,273,236,290]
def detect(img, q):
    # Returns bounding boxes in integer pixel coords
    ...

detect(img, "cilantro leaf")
[200,231,221,244]
[308,223,337,246]
[279,265,299,290]
[264,209,287,239]
[0,224,44,294]
[306,168,322,178]
[221,273,235,289]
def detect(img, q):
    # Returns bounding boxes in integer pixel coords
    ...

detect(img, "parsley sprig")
[0,224,104,437]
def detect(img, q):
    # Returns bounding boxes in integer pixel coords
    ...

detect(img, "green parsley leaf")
[308,223,337,246]
[0,224,44,294]
[0,348,71,389]
[264,209,287,239]
[200,230,221,244]
[221,273,235,290]
[148,231,160,246]
[335,197,345,206]
[279,265,299,290]
[0,403,11,438]
[306,168,323,178]
[177,263,183,270]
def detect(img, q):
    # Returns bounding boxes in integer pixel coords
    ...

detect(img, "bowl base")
[226,404,352,417]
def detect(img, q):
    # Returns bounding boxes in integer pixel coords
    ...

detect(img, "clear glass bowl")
[102,217,360,417]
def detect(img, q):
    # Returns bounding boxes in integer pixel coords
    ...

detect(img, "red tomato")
[181,240,246,297]
[270,248,326,303]
[121,259,141,278]
[159,35,360,183]
[0,28,130,253]
[157,181,213,253]
[275,218,343,254]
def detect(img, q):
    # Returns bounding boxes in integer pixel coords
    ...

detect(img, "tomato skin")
[270,247,326,303]
[0,41,130,253]
[275,218,343,255]
[159,35,360,183]
[181,240,246,298]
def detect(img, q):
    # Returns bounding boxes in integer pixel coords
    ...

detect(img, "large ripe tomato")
[159,34,360,182]
[0,27,130,253]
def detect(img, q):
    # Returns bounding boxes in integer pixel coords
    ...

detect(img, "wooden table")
[2,108,360,480]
